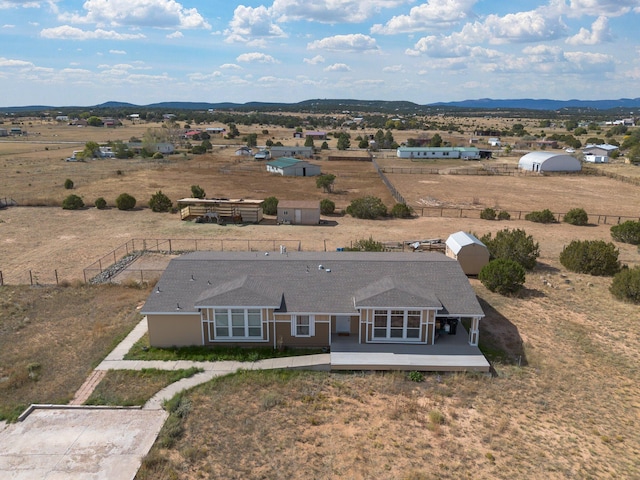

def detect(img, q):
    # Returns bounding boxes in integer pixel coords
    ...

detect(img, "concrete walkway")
[88,316,330,411]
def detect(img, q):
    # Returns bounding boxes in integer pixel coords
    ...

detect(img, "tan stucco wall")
[275,321,330,348]
[147,314,202,347]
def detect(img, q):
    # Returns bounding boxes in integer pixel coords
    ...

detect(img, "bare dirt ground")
[2,118,640,479]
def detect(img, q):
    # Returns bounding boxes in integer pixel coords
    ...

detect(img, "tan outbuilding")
[445,231,490,275]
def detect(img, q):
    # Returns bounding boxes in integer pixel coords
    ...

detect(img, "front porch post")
[468,316,480,346]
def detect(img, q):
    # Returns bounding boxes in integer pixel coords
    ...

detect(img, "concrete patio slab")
[0,407,167,480]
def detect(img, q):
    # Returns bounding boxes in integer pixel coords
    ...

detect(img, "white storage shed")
[445,231,490,276]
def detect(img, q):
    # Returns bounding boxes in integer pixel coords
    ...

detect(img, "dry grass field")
[1,117,639,478]
[0,283,151,420]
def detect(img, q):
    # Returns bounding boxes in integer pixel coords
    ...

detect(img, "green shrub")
[152,152,163,159]
[480,228,540,270]
[262,196,278,215]
[191,185,206,199]
[564,208,589,226]
[408,371,424,382]
[559,240,621,276]
[391,202,413,218]
[525,209,556,223]
[94,197,107,209]
[346,196,387,219]
[345,236,385,252]
[610,220,640,245]
[320,198,335,215]
[497,210,511,220]
[149,190,172,212]
[479,258,526,295]
[62,194,84,210]
[480,207,496,220]
[610,266,640,304]
[116,193,137,211]
[64,178,74,190]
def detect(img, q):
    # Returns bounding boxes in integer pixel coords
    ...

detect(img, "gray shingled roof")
[141,251,484,317]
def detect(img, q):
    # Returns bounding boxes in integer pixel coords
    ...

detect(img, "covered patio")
[329,323,489,372]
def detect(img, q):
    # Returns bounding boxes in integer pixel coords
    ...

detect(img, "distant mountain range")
[2,97,640,114]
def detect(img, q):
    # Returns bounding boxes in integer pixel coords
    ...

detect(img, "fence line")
[372,158,406,204]
[412,206,640,224]
[82,238,304,284]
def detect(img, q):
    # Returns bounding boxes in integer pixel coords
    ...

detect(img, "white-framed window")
[212,308,262,340]
[373,309,422,341]
[292,315,315,337]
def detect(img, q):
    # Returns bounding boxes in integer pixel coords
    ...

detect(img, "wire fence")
[372,158,406,204]
[82,238,304,284]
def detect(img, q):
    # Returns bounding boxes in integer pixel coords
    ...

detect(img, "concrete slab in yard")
[0,407,168,480]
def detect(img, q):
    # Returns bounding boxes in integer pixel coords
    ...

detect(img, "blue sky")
[1,0,639,106]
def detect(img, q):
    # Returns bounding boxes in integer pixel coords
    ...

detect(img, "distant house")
[269,146,313,159]
[9,127,22,136]
[397,147,481,160]
[98,146,115,158]
[583,144,619,159]
[206,127,226,135]
[266,157,321,176]
[583,153,609,164]
[445,232,489,276]
[0,128,7,137]
[127,142,175,155]
[140,251,487,372]
[277,200,320,225]
[304,131,327,140]
[518,152,581,173]
[488,137,501,147]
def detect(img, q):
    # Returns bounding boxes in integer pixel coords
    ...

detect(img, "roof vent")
[156,286,161,294]
[176,303,181,310]
[190,274,195,281]
[326,268,331,273]
[318,264,324,270]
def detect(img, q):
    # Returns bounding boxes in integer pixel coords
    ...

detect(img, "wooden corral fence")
[582,166,640,187]
[328,154,372,161]
[412,206,640,225]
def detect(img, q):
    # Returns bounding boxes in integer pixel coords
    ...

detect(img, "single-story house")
[269,146,313,159]
[0,128,7,137]
[445,231,490,276]
[583,153,609,163]
[304,131,327,140]
[518,151,582,173]
[127,142,175,155]
[277,200,320,225]
[396,147,481,160]
[583,144,619,158]
[140,251,484,351]
[206,127,226,135]
[266,157,321,176]
[488,137,501,147]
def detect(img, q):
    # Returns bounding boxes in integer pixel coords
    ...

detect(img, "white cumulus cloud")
[59,0,210,30]
[303,55,325,65]
[566,15,612,45]
[272,0,406,24]
[40,25,146,40]
[324,63,351,72]
[225,5,286,44]
[236,52,279,64]
[372,0,477,35]
[308,34,379,52]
